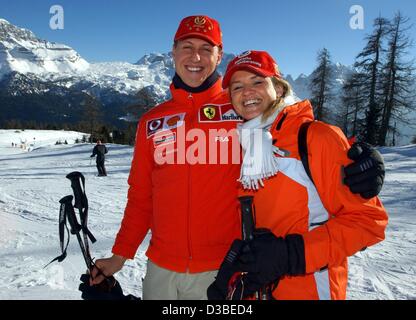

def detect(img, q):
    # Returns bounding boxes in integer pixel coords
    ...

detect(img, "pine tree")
[378,12,416,146]
[354,17,390,145]
[309,48,334,122]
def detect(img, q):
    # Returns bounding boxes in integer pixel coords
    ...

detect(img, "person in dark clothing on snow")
[90,140,108,176]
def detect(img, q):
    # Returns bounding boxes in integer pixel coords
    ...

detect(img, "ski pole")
[239,196,255,242]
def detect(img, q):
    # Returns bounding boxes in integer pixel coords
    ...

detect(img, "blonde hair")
[262,77,293,121]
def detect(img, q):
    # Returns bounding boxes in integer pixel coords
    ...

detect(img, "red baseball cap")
[174,15,222,47]
[222,50,281,89]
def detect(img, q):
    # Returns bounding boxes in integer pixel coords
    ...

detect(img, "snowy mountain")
[0,129,415,299]
[0,19,234,98]
[0,18,89,77]
[0,19,237,126]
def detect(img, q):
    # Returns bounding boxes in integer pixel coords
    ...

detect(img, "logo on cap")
[237,51,251,58]
[184,16,213,33]
[194,16,206,26]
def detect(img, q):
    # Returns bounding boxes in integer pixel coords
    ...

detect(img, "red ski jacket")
[112,78,244,272]
[240,100,388,299]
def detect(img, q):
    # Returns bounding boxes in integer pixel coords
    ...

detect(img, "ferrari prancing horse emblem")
[203,106,216,120]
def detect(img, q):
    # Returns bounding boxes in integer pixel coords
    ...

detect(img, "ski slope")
[0,130,415,300]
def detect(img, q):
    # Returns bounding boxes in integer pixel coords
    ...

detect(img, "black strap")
[46,172,96,270]
[298,121,314,185]
[44,197,72,268]
[298,122,332,231]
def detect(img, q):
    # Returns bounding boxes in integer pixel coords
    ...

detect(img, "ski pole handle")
[238,195,273,300]
[66,171,87,211]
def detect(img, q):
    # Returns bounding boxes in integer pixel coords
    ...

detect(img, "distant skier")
[90,140,108,176]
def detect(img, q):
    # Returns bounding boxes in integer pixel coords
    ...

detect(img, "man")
[90,140,108,176]
[83,15,385,300]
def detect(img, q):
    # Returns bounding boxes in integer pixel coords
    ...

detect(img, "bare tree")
[378,12,416,146]
[354,16,390,145]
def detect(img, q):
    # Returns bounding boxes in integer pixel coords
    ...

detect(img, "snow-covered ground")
[0,130,415,300]
[0,129,89,154]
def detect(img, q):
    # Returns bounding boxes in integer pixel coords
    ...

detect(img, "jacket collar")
[172,71,221,93]
[169,73,224,107]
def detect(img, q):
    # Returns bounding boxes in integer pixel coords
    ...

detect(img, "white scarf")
[237,95,299,190]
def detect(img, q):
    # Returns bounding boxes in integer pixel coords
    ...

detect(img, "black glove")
[90,154,94,158]
[234,229,305,298]
[207,239,246,300]
[343,142,385,199]
[78,273,140,300]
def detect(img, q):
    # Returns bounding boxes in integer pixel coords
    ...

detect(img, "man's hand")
[89,254,126,286]
[79,273,140,300]
[344,142,385,199]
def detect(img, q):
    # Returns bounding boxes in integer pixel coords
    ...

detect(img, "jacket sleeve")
[92,146,97,156]
[302,122,388,273]
[112,119,153,259]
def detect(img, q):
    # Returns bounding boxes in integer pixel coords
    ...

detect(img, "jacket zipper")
[186,92,194,269]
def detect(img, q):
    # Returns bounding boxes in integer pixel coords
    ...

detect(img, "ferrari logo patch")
[203,106,216,120]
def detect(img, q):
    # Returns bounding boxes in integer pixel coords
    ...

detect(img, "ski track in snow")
[0,133,415,300]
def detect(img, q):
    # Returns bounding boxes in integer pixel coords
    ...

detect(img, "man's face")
[172,38,223,88]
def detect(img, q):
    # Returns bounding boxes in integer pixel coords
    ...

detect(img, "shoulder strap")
[298,121,314,185]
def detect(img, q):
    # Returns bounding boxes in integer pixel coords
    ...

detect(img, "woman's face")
[229,70,281,120]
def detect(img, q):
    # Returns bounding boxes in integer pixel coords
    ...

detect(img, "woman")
[209,50,388,300]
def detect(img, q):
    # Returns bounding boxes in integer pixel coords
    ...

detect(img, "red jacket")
[240,100,388,299]
[112,78,243,272]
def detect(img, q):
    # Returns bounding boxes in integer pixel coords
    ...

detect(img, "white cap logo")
[237,50,251,58]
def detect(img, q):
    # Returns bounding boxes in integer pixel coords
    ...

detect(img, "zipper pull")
[188,92,193,99]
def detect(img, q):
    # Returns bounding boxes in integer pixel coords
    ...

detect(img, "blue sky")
[1,0,415,78]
